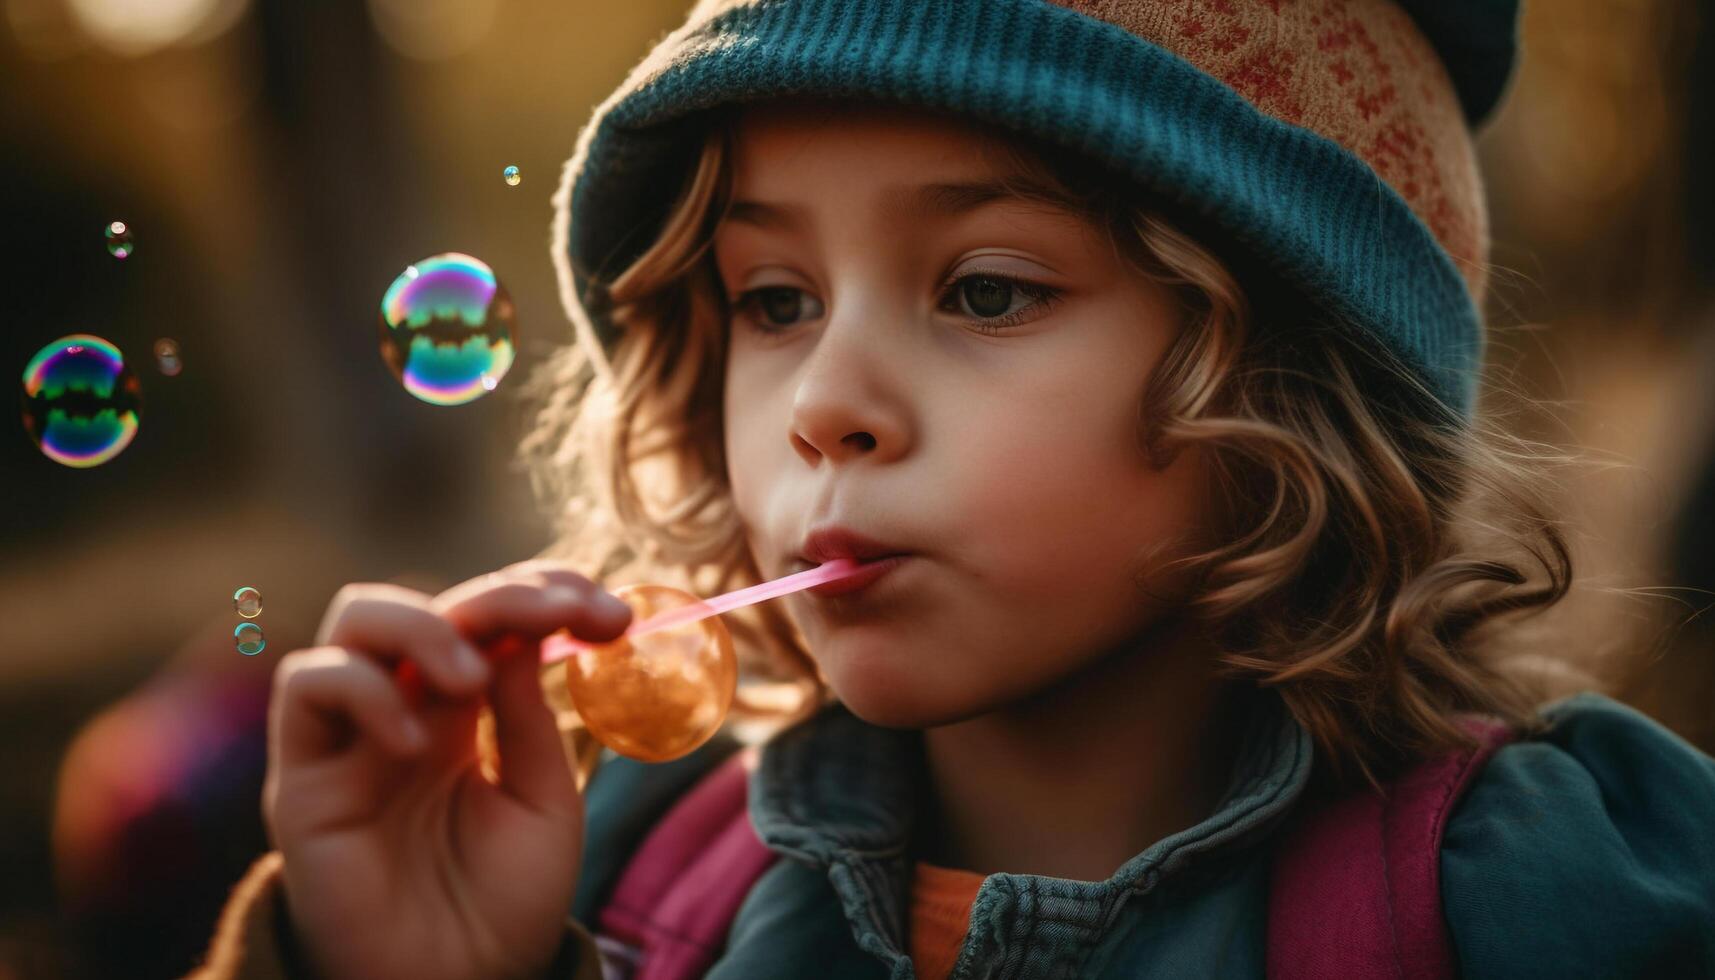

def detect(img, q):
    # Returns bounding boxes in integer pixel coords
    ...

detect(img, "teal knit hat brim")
[556,0,1494,420]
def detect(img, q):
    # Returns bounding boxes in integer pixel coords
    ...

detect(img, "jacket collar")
[747,686,1314,974]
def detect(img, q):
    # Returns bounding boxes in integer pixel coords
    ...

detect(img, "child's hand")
[262,562,633,980]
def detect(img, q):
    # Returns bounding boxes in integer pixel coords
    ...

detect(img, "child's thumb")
[483,638,578,816]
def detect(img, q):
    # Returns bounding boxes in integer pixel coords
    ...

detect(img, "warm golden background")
[2,1,1711,976]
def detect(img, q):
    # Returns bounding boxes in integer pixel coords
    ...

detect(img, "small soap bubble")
[377,252,516,405]
[153,339,182,377]
[20,334,142,468]
[234,623,266,657]
[105,221,133,259]
[233,587,262,618]
[503,165,521,186]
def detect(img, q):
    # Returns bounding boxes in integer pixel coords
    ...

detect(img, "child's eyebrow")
[722,174,1085,234]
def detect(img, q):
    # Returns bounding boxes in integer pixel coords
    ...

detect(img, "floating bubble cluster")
[105,221,133,259]
[234,623,265,657]
[233,587,262,619]
[153,339,182,377]
[20,334,142,468]
[503,165,521,186]
[377,253,516,406]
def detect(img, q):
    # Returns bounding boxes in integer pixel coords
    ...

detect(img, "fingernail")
[456,643,489,681]
[553,584,627,618]
[545,585,584,606]
[400,718,428,750]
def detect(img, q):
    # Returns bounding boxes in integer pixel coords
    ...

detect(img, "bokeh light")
[64,0,249,56]
[365,0,497,61]
[377,252,516,406]
[20,334,142,468]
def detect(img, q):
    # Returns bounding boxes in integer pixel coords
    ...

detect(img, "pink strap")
[596,745,780,980]
[1266,716,1515,979]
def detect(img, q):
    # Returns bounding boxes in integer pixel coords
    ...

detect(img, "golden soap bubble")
[559,583,736,765]
[471,559,863,789]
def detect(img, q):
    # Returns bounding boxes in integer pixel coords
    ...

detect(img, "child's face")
[716,99,1218,728]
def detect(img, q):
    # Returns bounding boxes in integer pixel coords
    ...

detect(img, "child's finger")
[316,583,491,698]
[482,635,577,815]
[271,648,429,768]
[432,567,632,649]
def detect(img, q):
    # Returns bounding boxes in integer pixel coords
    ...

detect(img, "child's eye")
[938,271,1063,334]
[730,273,1062,337]
[733,286,824,332]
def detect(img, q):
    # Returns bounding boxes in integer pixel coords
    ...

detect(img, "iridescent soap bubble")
[105,221,133,259]
[20,334,142,468]
[503,165,521,186]
[377,253,516,406]
[234,623,266,657]
[153,339,182,377]
[233,587,262,618]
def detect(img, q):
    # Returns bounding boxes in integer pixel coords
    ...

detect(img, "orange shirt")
[910,860,990,980]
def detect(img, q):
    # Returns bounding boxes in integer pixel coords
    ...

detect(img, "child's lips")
[802,554,911,598]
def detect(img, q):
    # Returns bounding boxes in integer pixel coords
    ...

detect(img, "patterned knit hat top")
[551,0,1523,421]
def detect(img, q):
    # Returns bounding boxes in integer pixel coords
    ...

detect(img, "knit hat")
[550,0,1523,422]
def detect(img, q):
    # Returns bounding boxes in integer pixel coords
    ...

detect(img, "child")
[190,1,1715,978]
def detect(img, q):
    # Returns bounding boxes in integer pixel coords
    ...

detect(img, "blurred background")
[1,0,1712,976]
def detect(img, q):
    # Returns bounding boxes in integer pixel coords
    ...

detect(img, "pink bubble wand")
[539,557,864,666]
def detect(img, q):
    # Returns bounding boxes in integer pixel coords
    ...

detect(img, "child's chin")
[814,634,998,729]
[827,675,987,731]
